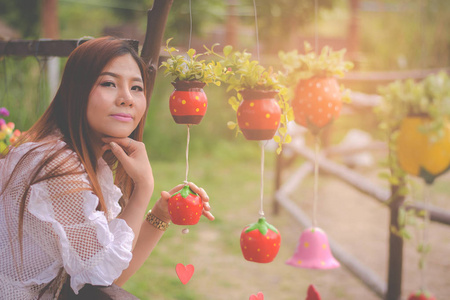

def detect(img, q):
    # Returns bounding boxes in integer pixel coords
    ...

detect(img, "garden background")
[1,0,450,299]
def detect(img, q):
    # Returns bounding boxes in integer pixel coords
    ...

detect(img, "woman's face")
[87,53,146,141]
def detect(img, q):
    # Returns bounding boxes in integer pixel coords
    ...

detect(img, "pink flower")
[0,107,9,117]
[13,129,21,137]
[0,119,5,127]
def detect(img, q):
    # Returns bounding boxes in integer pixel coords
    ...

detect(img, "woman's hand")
[152,182,215,223]
[101,137,154,190]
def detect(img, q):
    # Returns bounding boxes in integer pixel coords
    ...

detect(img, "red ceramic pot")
[237,89,281,141]
[292,77,342,134]
[169,80,207,125]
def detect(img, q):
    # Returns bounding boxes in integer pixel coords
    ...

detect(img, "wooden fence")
[272,90,450,300]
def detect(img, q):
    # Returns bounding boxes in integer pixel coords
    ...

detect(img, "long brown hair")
[1,36,150,224]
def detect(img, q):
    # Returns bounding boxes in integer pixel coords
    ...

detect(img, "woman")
[0,37,214,299]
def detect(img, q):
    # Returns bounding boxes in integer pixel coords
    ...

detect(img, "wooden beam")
[342,68,450,82]
[0,39,139,57]
[288,142,450,225]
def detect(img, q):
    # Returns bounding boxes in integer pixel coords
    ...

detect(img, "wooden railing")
[272,93,450,300]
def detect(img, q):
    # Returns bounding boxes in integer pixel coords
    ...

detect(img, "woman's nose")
[117,87,134,106]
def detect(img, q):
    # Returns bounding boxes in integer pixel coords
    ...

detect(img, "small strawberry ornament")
[305,284,321,300]
[292,77,342,134]
[408,290,436,300]
[168,185,203,225]
[240,217,281,263]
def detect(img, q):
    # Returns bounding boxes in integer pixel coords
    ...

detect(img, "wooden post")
[41,0,60,39]
[41,0,60,101]
[140,0,173,104]
[347,0,360,62]
[225,0,238,48]
[385,173,406,299]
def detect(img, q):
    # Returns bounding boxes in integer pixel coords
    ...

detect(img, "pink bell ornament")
[286,227,340,270]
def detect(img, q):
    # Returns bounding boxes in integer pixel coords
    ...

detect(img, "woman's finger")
[167,184,185,195]
[202,210,215,221]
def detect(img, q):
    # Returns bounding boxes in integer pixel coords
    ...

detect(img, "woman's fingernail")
[110,142,117,148]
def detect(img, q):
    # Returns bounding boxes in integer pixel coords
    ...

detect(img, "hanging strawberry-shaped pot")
[407,290,436,300]
[237,89,281,141]
[292,77,342,135]
[240,217,281,263]
[397,116,450,184]
[168,185,203,225]
[169,80,208,125]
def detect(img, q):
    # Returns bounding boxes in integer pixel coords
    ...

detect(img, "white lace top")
[0,139,134,299]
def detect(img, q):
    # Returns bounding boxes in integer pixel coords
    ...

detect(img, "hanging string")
[314,0,319,53]
[252,0,260,61]
[188,0,193,49]
[259,143,266,218]
[312,135,320,228]
[184,125,191,184]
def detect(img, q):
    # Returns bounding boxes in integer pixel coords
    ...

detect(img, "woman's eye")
[132,85,143,92]
[100,81,116,87]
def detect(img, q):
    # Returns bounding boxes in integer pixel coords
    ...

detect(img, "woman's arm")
[105,138,214,285]
[105,139,154,249]
[115,182,214,286]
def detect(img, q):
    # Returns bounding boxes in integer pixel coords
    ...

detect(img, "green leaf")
[172,185,198,199]
[223,45,233,57]
[227,121,236,130]
[187,48,196,58]
[245,217,279,235]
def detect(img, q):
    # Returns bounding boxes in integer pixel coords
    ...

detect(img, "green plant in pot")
[279,42,353,135]
[377,71,450,185]
[206,44,292,153]
[160,38,220,125]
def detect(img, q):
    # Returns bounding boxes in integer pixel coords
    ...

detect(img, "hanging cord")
[34,41,48,113]
[184,125,191,184]
[314,0,319,53]
[312,135,320,228]
[188,0,193,50]
[252,0,260,61]
[258,143,266,218]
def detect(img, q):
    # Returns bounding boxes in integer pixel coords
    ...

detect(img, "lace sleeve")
[27,152,134,294]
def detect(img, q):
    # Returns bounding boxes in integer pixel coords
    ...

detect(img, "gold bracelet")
[145,210,170,231]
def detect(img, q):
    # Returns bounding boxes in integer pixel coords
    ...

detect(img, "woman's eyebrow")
[99,71,142,82]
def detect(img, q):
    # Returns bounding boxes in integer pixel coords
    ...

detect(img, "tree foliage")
[0,0,40,38]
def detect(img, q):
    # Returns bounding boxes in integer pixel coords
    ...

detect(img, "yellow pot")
[397,117,450,184]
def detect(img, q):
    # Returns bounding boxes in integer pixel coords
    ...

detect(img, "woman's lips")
[111,113,133,122]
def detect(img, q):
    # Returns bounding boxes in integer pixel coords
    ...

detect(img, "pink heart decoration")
[306,284,321,300]
[249,292,264,300]
[175,263,195,285]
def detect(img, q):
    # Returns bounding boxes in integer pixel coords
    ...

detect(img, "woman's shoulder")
[5,135,82,176]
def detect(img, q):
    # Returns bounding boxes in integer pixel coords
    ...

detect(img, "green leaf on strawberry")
[172,185,198,199]
[245,217,279,235]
